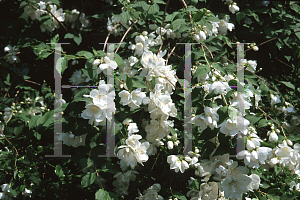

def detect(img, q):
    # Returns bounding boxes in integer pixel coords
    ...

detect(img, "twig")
[46,7,67,31]
[115,18,139,54]
[244,30,300,52]
[256,106,287,139]
[165,76,176,89]
[103,22,121,51]
[180,0,197,32]
[157,0,171,55]
[202,44,213,59]
[275,57,294,69]
[25,80,41,86]
[0,128,19,157]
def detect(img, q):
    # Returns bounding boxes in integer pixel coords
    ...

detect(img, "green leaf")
[236,12,246,23]
[260,183,270,189]
[30,171,41,185]
[132,78,148,89]
[148,3,159,14]
[91,14,105,19]
[29,116,40,130]
[245,114,261,125]
[154,0,166,4]
[95,189,111,200]
[174,191,187,200]
[114,53,124,66]
[151,77,156,90]
[274,165,282,175]
[51,34,60,43]
[259,83,269,95]
[62,56,69,75]
[257,119,268,129]
[206,17,220,22]
[185,6,198,12]
[76,51,93,59]
[74,33,82,45]
[81,172,96,188]
[126,77,133,91]
[172,19,185,29]
[211,63,226,74]
[193,11,205,22]
[37,110,54,126]
[64,33,74,39]
[228,106,237,121]
[199,127,218,140]
[194,65,210,77]
[217,106,228,125]
[279,81,295,90]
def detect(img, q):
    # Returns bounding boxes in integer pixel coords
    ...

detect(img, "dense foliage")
[1,0,300,199]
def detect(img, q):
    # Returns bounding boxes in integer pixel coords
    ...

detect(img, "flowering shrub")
[1,0,300,199]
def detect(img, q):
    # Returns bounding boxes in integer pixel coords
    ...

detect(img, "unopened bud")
[275,129,280,134]
[287,139,293,146]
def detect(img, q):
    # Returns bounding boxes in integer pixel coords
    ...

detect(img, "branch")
[0,128,19,157]
[115,18,139,54]
[157,0,171,55]
[46,7,67,31]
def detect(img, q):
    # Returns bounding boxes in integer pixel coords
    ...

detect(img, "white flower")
[209,81,230,94]
[22,188,32,197]
[199,31,206,41]
[81,103,106,126]
[97,56,118,75]
[192,115,207,130]
[247,174,261,192]
[58,132,87,147]
[3,107,13,124]
[50,5,65,28]
[270,94,281,106]
[204,107,219,130]
[119,90,131,106]
[0,183,15,199]
[167,155,189,173]
[129,88,147,109]
[167,141,174,149]
[123,118,132,126]
[268,131,278,142]
[128,123,139,136]
[256,147,272,164]
[3,45,20,64]
[117,136,150,169]
[220,118,238,137]
[228,3,239,14]
[79,13,89,28]
[253,46,259,51]
[93,59,101,66]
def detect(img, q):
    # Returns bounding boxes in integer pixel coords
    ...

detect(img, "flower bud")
[275,129,280,134]
[185,156,192,162]
[195,148,199,154]
[167,141,174,149]
[142,31,148,36]
[253,46,259,51]
[287,139,293,146]
[167,135,171,139]
[19,110,22,114]
[269,131,278,142]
